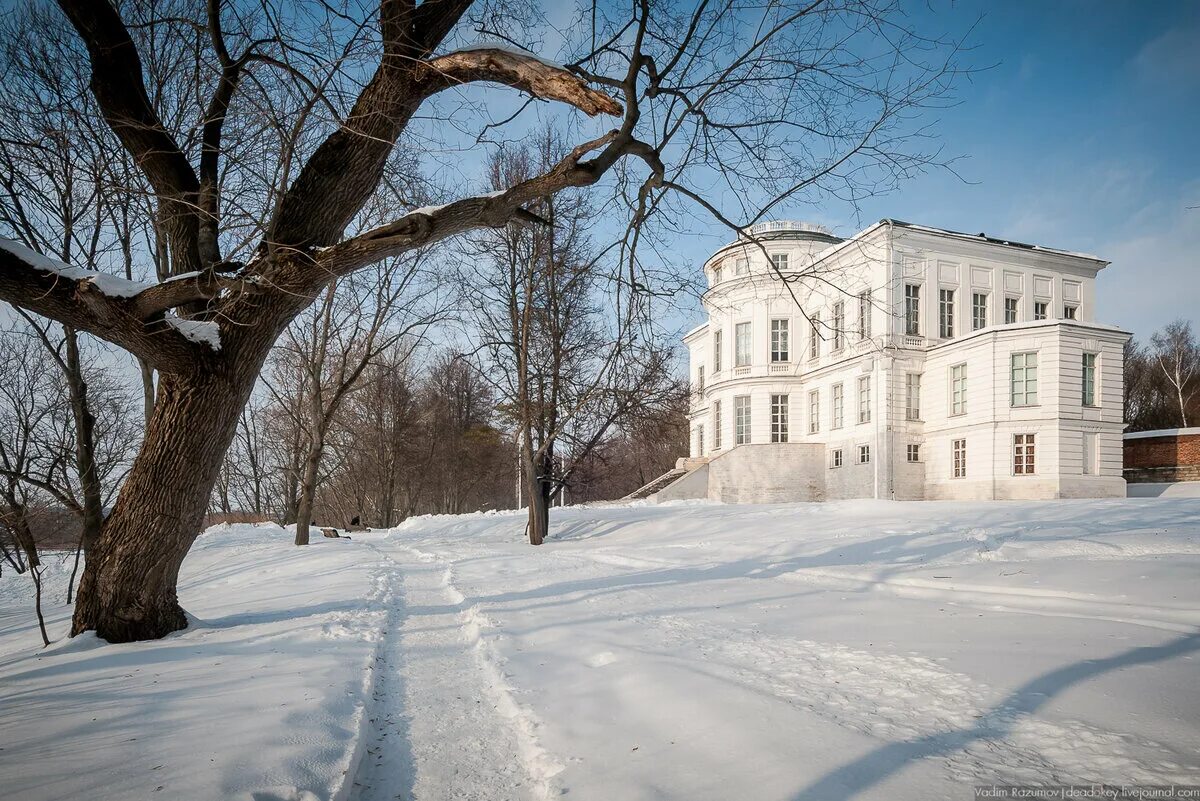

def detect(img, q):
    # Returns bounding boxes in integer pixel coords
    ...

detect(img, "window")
[972,292,988,331]
[907,444,921,463]
[735,322,752,367]
[833,302,845,350]
[771,394,789,442]
[734,395,751,444]
[1004,297,1019,324]
[858,291,872,340]
[712,401,722,450]
[831,383,844,429]
[905,373,921,421]
[857,375,871,424]
[1034,301,1048,321]
[771,253,789,272]
[952,438,967,478]
[1063,304,1078,320]
[712,330,722,373]
[1011,352,1038,407]
[696,426,704,455]
[830,448,843,468]
[734,258,749,276]
[712,266,722,285]
[1082,432,1097,475]
[696,365,704,394]
[1082,353,1097,407]
[1013,433,1036,475]
[904,284,921,336]
[809,313,820,359]
[950,364,967,416]
[857,444,871,464]
[939,288,955,338]
[808,390,820,434]
[770,319,790,362]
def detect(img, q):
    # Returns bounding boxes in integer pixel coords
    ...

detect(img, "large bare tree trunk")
[70,365,258,641]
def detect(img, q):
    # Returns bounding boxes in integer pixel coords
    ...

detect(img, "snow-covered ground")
[2,499,1199,801]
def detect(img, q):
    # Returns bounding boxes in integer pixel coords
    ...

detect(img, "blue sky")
[796,0,1200,343]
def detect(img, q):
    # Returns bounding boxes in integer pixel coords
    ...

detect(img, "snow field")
[2,498,1199,801]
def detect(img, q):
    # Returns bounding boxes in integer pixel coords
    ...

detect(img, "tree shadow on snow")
[787,631,1200,801]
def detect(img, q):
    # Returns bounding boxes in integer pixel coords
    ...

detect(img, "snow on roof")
[0,238,154,298]
[885,219,1107,264]
[1124,427,1200,440]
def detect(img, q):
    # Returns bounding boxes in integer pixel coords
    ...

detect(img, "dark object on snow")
[320,527,340,538]
[351,515,360,526]
[347,514,366,532]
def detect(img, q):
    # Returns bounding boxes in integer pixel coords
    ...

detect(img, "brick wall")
[1123,431,1200,483]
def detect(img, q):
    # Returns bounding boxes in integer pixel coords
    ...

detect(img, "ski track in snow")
[349,540,563,801]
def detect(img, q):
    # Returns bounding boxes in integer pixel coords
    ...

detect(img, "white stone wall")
[706,443,826,503]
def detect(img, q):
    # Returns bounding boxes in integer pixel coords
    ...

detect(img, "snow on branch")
[421,47,622,117]
[0,238,222,371]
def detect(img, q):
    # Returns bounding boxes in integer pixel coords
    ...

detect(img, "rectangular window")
[1011,352,1039,407]
[712,330,722,373]
[858,291,872,340]
[696,426,704,455]
[950,364,967,416]
[1082,432,1097,475]
[735,258,749,276]
[857,375,871,424]
[939,288,955,338]
[972,292,988,331]
[1004,297,1019,324]
[952,438,967,478]
[831,383,844,429]
[696,365,704,394]
[808,390,820,434]
[905,373,921,421]
[712,401,722,450]
[830,448,843,468]
[1082,353,1097,407]
[1034,301,1048,321]
[771,253,789,272]
[906,444,921,463]
[1013,433,1036,475]
[735,322,752,367]
[809,313,820,359]
[712,266,722,285]
[904,284,921,336]
[857,444,871,464]
[771,394,789,443]
[734,395,751,444]
[1063,304,1078,320]
[833,302,845,350]
[770,319,790,362]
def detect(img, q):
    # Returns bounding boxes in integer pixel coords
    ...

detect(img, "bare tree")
[0,0,964,639]
[1149,320,1199,428]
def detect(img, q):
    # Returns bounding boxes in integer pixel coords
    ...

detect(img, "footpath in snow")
[1,499,1199,800]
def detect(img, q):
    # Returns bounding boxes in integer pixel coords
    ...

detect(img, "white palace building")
[632,219,1130,504]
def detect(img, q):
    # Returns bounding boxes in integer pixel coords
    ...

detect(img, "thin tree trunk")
[139,358,156,427]
[71,366,256,642]
[63,327,105,557]
[523,450,549,546]
[294,433,325,546]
